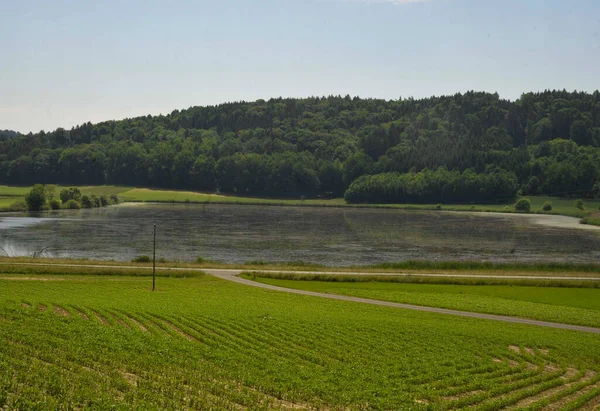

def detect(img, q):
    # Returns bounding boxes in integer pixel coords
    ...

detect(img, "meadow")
[1,185,600,222]
[246,274,600,329]
[1,270,600,409]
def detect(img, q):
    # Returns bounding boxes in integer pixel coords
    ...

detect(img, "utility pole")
[152,224,156,291]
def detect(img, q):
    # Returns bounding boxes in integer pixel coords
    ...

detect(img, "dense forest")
[0,130,18,139]
[2,90,600,203]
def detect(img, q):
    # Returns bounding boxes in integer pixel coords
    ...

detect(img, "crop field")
[0,272,600,409]
[247,275,600,329]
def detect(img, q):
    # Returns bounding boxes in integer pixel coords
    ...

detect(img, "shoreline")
[3,200,599,232]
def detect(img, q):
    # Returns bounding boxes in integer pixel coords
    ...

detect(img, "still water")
[0,204,599,266]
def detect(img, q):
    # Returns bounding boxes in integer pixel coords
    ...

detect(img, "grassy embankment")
[1,185,600,222]
[1,269,600,409]
[2,256,600,279]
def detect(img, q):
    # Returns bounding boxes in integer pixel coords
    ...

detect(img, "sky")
[1,0,599,133]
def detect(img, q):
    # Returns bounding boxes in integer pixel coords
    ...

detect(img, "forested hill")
[0,130,19,139]
[2,90,600,203]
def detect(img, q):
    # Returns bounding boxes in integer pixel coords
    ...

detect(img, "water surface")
[0,204,599,265]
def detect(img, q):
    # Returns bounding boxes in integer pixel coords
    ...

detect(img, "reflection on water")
[0,216,58,230]
[0,204,599,265]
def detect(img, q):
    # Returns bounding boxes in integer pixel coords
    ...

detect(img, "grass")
[1,270,600,409]
[0,197,19,208]
[3,256,600,277]
[2,185,600,224]
[0,186,32,196]
[118,187,348,206]
[241,272,600,287]
[245,274,600,329]
[0,185,131,212]
[0,263,202,278]
[371,260,600,274]
[117,189,600,220]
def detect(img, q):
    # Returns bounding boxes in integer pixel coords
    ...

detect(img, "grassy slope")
[0,273,599,409]
[119,188,600,218]
[248,276,600,329]
[1,185,599,220]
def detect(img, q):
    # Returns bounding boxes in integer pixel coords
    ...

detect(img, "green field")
[2,185,600,221]
[1,271,600,409]
[248,275,600,329]
[0,197,18,208]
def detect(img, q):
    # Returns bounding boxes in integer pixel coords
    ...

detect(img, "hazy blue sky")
[1,0,599,133]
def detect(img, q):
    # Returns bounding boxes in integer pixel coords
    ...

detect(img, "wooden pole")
[152,224,156,291]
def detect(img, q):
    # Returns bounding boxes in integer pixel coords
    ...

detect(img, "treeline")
[2,90,600,202]
[0,130,18,139]
[345,168,518,204]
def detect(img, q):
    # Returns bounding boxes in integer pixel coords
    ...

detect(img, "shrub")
[574,199,585,210]
[245,260,268,265]
[25,184,47,211]
[60,187,82,204]
[542,201,553,211]
[81,195,93,208]
[49,199,61,210]
[110,194,119,204]
[514,198,531,212]
[90,194,101,207]
[45,185,57,200]
[196,256,207,264]
[435,204,442,210]
[65,199,81,209]
[132,255,151,263]
[9,200,27,212]
[99,195,108,207]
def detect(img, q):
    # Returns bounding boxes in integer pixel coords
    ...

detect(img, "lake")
[0,203,599,266]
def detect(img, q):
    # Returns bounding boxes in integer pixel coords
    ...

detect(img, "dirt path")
[1,262,600,334]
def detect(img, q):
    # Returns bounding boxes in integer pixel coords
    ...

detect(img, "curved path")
[204,269,600,335]
[1,262,600,334]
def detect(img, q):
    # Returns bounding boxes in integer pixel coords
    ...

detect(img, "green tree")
[532,118,553,143]
[49,199,61,210]
[570,120,591,145]
[191,155,217,191]
[60,187,82,204]
[514,198,531,212]
[65,199,81,209]
[81,195,93,208]
[25,184,47,211]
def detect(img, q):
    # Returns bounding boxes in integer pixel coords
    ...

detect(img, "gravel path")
[204,269,600,335]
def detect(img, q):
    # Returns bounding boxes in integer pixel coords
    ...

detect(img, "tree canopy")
[2,90,600,202]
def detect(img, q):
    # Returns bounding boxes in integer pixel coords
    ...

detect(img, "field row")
[3,299,599,410]
[1,275,600,409]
